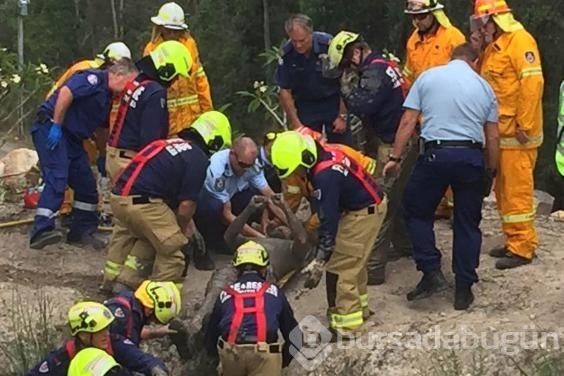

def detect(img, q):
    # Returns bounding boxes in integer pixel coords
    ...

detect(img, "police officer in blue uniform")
[383,43,500,310]
[194,136,283,254]
[26,301,167,376]
[105,40,193,181]
[30,60,139,251]
[205,241,301,375]
[270,131,388,333]
[327,31,416,286]
[274,14,353,146]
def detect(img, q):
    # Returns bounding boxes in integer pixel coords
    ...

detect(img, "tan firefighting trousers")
[217,339,282,376]
[110,194,188,290]
[101,146,137,290]
[495,148,539,259]
[326,196,387,330]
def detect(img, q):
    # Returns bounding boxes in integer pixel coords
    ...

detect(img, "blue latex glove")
[96,155,107,177]
[47,123,63,150]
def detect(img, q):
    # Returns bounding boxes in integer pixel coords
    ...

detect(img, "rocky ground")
[0,197,562,375]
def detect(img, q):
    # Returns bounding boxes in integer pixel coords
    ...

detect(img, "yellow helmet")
[233,241,270,268]
[96,42,132,63]
[68,302,115,336]
[327,31,361,68]
[134,280,182,324]
[270,131,318,179]
[191,111,233,152]
[404,0,444,14]
[149,40,192,83]
[68,348,120,376]
[151,2,188,30]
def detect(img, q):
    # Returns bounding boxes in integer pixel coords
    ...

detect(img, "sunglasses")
[231,151,255,169]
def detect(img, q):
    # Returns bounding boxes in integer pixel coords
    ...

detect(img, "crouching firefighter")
[107,115,232,293]
[26,301,167,376]
[204,241,301,376]
[270,131,388,334]
[68,347,132,376]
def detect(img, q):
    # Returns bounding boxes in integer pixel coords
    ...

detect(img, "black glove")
[150,366,168,376]
[483,168,496,198]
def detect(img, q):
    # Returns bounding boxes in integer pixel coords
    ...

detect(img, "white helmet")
[151,2,188,30]
[97,41,132,62]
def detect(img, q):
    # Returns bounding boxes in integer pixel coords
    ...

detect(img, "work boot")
[168,319,191,360]
[30,230,64,250]
[362,308,375,321]
[454,283,474,310]
[406,270,448,302]
[495,253,532,270]
[489,246,510,258]
[99,279,115,296]
[387,247,413,262]
[67,232,107,251]
[367,266,386,286]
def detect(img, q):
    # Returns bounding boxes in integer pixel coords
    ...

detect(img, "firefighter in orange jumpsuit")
[403,0,466,219]
[472,0,544,269]
[46,42,132,218]
[143,2,213,138]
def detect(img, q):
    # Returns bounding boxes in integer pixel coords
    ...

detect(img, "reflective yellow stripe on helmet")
[167,95,200,108]
[330,310,363,329]
[501,211,535,224]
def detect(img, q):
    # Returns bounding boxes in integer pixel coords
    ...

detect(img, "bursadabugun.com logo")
[289,317,561,371]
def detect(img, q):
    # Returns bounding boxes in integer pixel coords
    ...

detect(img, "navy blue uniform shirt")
[113,140,209,206]
[310,148,377,249]
[205,271,301,367]
[274,32,341,124]
[39,69,112,140]
[344,53,405,144]
[111,73,169,151]
[105,291,145,346]
[25,335,165,376]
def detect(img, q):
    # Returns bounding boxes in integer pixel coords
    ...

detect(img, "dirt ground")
[0,197,563,375]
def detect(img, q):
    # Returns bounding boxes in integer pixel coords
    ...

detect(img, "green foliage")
[0,288,63,375]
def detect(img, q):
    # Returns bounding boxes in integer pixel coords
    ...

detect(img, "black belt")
[217,337,282,353]
[424,140,483,151]
[131,196,152,205]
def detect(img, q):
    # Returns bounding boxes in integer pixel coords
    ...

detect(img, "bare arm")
[484,121,500,170]
[390,109,420,157]
[52,86,74,124]
[279,89,303,129]
[177,200,197,234]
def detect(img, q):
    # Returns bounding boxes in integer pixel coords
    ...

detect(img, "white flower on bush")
[11,74,21,84]
[1,81,8,88]
[253,80,260,89]
[35,63,49,74]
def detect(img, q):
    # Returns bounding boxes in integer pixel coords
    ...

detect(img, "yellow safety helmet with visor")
[149,40,192,83]
[68,302,115,337]
[68,348,120,376]
[233,241,270,268]
[327,31,362,70]
[134,280,182,325]
[190,111,232,152]
[270,131,318,179]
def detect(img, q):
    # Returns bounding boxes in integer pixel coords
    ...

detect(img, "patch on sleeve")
[525,51,536,63]
[311,189,322,200]
[214,177,225,191]
[160,97,166,108]
[113,307,125,318]
[87,74,99,85]
[39,361,49,373]
[123,338,134,345]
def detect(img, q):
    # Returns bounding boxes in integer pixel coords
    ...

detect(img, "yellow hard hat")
[149,40,192,83]
[96,42,132,63]
[404,0,444,14]
[151,2,188,30]
[68,348,120,376]
[270,131,318,179]
[233,240,270,268]
[134,280,182,324]
[473,0,511,17]
[68,302,115,337]
[328,31,361,68]
[191,111,233,152]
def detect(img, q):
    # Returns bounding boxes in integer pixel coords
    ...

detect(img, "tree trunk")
[118,0,125,39]
[110,0,119,39]
[262,0,271,52]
